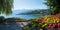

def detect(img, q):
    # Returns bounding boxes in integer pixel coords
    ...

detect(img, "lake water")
[4,10,50,20]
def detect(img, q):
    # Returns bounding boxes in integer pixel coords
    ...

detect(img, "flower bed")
[36,14,60,30]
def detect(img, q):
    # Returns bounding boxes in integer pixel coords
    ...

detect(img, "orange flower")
[54,14,60,18]
[37,18,45,23]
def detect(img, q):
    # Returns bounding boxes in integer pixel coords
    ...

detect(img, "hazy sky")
[13,0,47,10]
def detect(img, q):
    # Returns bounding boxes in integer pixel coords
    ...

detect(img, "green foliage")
[24,26,30,30]
[45,0,60,14]
[24,19,39,30]
[0,16,5,23]
[0,0,13,15]
[24,19,48,30]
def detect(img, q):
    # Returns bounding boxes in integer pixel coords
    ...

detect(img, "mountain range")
[13,9,50,15]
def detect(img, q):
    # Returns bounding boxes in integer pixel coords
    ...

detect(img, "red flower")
[58,23,60,28]
[38,18,45,23]
[58,28,60,30]
[48,23,56,29]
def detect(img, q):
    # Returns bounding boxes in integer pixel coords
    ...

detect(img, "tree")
[45,0,60,14]
[54,0,60,14]
[0,0,13,15]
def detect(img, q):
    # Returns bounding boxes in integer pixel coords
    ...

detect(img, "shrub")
[0,16,5,23]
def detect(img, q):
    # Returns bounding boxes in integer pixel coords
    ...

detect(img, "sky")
[13,0,47,10]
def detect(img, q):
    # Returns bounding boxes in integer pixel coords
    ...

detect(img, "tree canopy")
[0,0,13,15]
[45,0,60,14]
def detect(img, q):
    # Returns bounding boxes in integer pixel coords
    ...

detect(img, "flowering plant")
[36,14,60,30]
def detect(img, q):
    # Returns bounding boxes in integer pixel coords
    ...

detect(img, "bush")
[0,16,5,23]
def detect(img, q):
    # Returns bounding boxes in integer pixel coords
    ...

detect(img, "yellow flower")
[39,29,43,30]
[53,20,56,23]
[42,23,47,27]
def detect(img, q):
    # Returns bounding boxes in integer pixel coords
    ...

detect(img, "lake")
[5,14,49,20]
[4,10,50,20]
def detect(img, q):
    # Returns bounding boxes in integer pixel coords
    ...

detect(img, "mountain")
[16,9,50,15]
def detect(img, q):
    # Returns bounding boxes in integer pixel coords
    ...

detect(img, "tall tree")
[45,0,60,14]
[0,0,13,15]
[54,0,60,14]
[45,0,53,14]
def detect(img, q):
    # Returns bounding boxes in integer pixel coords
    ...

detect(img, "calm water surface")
[6,14,49,20]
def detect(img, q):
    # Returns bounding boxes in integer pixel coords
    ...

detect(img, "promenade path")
[0,20,30,30]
